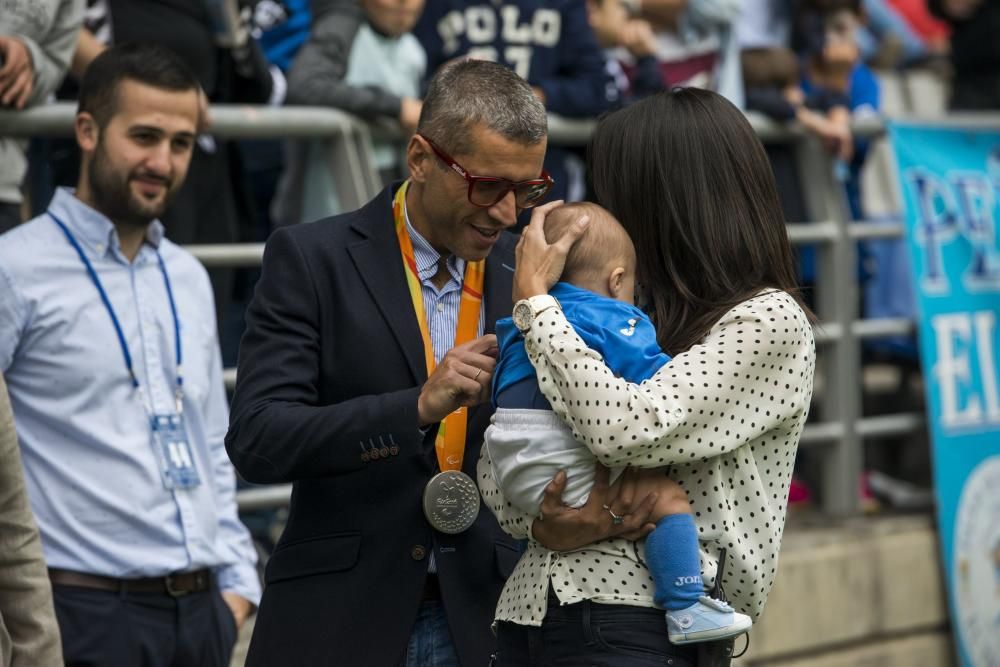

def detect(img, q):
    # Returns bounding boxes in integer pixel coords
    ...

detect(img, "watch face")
[513,302,533,331]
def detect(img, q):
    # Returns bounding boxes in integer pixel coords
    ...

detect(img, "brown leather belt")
[48,568,212,597]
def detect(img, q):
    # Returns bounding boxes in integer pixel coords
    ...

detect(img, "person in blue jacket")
[793,0,881,292]
[414,0,619,205]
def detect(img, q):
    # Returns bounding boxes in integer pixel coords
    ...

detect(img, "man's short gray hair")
[417,59,548,156]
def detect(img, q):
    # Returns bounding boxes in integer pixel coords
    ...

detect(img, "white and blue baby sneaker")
[666,596,752,645]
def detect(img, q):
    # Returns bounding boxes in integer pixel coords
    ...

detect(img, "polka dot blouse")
[477,289,816,627]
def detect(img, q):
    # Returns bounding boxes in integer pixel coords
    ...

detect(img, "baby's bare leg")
[627,468,691,522]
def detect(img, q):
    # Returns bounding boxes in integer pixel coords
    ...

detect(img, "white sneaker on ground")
[665,596,752,645]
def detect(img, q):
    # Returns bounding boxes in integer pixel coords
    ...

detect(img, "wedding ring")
[603,504,624,526]
[474,368,483,381]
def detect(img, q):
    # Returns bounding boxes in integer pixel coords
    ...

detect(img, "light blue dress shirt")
[403,200,485,359]
[0,188,260,604]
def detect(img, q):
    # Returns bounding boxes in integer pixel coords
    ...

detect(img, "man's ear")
[406,134,432,184]
[608,266,626,299]
[75,112,99,154]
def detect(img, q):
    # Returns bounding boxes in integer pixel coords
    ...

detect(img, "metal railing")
[6,103,986,515]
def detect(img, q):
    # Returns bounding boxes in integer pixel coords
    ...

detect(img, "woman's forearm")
[524,293,815,467]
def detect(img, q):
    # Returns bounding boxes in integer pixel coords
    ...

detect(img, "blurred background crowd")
[2,0,997,546]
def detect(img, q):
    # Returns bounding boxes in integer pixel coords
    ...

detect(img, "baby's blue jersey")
[493,282,671,407]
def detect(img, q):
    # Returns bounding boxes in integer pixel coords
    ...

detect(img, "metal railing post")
[795,137,863,516]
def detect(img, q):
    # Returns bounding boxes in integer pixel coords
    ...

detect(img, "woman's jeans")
[494,590,699,666]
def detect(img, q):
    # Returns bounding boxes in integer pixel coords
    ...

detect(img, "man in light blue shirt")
[0,43,259,666]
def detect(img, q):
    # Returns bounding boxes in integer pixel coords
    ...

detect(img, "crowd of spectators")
[1,0,980,236]
[1,1,977,312]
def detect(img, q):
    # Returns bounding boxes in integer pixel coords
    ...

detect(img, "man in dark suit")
[226,60,557,666]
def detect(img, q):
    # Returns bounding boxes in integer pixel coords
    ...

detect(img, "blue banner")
[889,123,1000,667]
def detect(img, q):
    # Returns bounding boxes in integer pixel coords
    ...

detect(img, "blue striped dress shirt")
[403,201,485,358]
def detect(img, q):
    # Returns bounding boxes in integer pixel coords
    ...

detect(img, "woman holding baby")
[478,87,817,666]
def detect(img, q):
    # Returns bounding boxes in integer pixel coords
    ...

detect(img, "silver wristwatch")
[513,295,560,333]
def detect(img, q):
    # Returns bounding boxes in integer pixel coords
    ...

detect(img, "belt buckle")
[164,573,189,598]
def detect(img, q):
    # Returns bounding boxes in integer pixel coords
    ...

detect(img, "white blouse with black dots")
[477,289,816,627]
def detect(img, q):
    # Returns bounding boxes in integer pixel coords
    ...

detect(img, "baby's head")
[545,202,636,304]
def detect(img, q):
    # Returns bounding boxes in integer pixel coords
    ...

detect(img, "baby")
[486,202,752,645]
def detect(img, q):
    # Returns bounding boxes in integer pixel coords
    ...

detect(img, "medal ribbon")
[393,181,485,472]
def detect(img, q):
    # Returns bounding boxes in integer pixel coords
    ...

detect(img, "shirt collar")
[48,187,166,260]
[402,196,465,286]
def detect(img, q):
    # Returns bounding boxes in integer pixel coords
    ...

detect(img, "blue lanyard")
[48,211,184,409]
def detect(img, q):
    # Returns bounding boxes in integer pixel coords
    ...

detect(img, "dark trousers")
[495,590,699,666]
[53,584,238,667]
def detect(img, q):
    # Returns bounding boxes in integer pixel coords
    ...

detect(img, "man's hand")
[417,335,498,426]
[221,591,254,630]
[531,465,658,552]
[0,36,34,109]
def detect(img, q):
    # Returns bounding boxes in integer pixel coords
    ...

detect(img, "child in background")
[485,202,753,645]
[796,0,881,174]
[274,0,426,225]
[793,0,881,288]
[742,46,854,151]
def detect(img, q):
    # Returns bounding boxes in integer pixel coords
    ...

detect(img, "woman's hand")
[513,200,588,302]
[530,465,658,552]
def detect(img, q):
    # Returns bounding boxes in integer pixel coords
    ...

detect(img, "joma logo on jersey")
[437,6,562,78]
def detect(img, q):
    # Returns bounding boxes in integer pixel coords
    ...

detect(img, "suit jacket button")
[411,545,426,561]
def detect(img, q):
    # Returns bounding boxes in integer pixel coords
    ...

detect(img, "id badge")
[151,414,201,490]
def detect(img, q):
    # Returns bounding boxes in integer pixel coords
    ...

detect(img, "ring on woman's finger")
[474,368,483,381]
[602,504,624,526]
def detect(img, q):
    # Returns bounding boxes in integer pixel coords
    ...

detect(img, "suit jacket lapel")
[347,185,427,386]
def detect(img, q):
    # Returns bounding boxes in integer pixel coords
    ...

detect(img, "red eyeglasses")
[418,133,554,209]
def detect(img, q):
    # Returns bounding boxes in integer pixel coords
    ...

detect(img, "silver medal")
[422,470,479,534]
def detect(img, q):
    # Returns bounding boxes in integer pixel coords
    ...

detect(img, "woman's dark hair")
[587,87,813,356]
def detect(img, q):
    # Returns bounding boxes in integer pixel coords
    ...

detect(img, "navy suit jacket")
[226,183,521,666]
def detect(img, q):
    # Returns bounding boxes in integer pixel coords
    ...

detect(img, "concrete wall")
[736,514,954,666]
